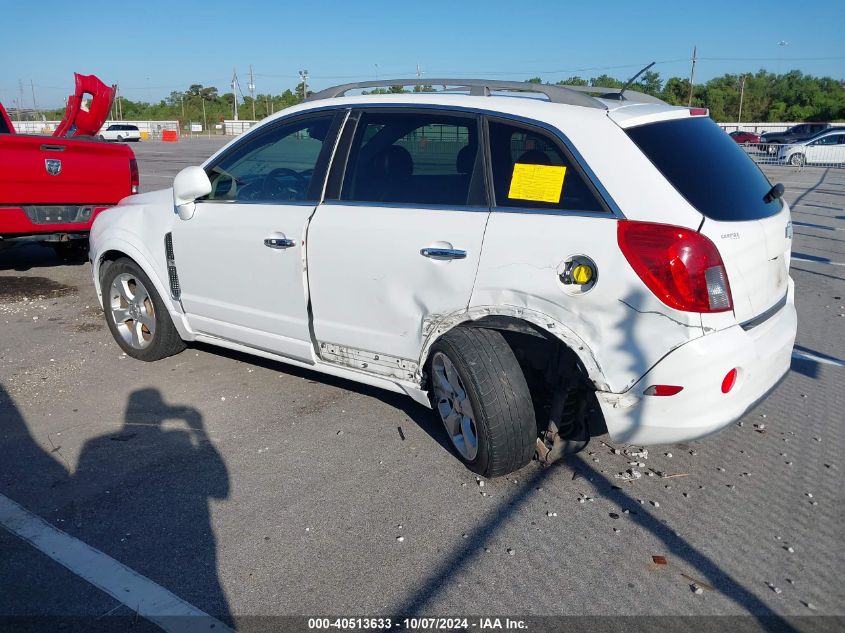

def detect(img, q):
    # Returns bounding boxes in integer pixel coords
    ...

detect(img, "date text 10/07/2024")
[307,618,528,630]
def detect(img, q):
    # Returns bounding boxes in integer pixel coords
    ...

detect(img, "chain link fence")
[739,134,845,168]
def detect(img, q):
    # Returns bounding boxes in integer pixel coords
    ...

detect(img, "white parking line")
[0,494,234,633]
[792,350,845,368]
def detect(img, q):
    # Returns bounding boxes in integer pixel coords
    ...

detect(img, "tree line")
[36,69,845,125]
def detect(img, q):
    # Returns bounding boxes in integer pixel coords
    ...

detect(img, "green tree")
[590,74,623,88]
[557,76,588,86]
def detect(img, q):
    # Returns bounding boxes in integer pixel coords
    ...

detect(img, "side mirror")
[173,166,212,220]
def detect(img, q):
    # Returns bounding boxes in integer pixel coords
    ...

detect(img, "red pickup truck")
[0,74,138,250]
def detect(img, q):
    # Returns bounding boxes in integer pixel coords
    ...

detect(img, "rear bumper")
[0,206,109,240]
[596,284,797,445]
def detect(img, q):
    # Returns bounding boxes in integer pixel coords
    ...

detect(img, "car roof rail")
[557,84,667,105]
[307,78,667,109]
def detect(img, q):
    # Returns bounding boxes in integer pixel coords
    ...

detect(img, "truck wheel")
[102,258,185,361]
[428,327,536,477]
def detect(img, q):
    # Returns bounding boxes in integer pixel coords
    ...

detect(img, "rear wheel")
[102,258,185,361]
[790,153,806,167]
[429,327,536,477]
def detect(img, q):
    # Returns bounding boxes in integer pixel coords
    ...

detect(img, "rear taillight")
[129,158,139,194]
[617,220,733,313]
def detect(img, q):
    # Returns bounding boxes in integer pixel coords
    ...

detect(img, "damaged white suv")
[89,78,797,477]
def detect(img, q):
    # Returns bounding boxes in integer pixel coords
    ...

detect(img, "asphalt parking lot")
[1,138,843,633]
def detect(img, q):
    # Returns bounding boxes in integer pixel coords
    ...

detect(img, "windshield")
[626,117,782,222]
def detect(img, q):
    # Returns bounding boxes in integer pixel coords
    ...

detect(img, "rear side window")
[626,117,782,221]
[487,120,604,213]
[0,116,9,134]
[340,111,482,206]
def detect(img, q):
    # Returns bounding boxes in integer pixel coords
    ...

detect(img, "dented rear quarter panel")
[468,213,704,394]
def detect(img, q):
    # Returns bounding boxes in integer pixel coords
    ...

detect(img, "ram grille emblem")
[45,159,62,176]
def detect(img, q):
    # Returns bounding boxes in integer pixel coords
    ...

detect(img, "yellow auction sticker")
[508,163,567,203]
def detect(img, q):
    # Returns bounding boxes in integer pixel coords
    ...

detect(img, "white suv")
[89,79,797,477]
[99,123,141,142]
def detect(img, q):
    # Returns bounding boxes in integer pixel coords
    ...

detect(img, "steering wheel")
[262,167,308,200]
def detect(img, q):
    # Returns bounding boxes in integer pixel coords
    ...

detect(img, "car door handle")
[420,247,466,260]
[264,237,295,249]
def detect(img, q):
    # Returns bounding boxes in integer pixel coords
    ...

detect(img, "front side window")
[812,134,838,146]
[340,111,482,206]
[205,114,335,203]
[487,120,604,212]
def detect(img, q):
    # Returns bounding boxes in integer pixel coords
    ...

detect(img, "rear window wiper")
[764,183,784,204]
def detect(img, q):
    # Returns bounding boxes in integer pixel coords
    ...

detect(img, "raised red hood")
[0,102,13,134]
[53,73,115,138]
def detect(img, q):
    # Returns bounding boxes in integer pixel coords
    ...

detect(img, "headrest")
[375,145,413,180]
[456,145,476,174]
[516,149,552,166]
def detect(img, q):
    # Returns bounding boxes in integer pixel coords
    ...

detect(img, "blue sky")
[1,0,843,108]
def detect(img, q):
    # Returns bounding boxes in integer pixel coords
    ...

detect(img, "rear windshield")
[626,117,782,222]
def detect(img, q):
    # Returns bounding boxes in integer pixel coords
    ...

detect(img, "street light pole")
[299,70,309,102]
[249,65,256,120]
[737,75,747,124]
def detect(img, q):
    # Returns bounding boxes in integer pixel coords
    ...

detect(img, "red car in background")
[0,74,137,253]
[729,130,761,145]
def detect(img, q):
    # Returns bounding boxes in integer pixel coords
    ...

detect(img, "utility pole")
[180,94,185,124]
[248,65,256,120]
[18,80,25,121]
[201,95,208,135]
[299,70,309,102]
[737,74,747,124]
[30,80,38,117]
[687,45,697,107]
[231,68,239,121]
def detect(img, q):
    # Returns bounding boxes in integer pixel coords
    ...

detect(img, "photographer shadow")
[70,388,233,626]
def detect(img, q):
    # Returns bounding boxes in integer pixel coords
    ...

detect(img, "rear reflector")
[617,220,733,313]
[644,385,684,396]
[721,368,738,394]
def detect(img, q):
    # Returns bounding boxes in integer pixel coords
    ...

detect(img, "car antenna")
[616,61,656,100]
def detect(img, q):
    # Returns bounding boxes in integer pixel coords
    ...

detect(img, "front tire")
[790,153,806,167]
[101,258,186,361]
[429,327,537,477]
